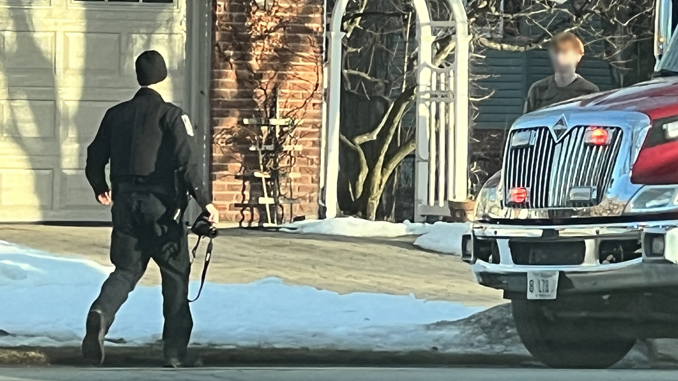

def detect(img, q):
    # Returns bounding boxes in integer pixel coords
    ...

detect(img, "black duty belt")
[114,181,170,196]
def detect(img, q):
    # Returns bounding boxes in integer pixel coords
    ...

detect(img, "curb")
[0,346,536,367]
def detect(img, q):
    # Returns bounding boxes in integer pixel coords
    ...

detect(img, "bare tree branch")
[340,133,370,200]
[380,136,416,195]
[343,11,407,24]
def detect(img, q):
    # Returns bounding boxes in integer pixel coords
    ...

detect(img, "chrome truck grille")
[503,126,623,208]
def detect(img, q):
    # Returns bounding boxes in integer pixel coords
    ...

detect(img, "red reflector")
[510,187,528,203]
[586,127,608,145]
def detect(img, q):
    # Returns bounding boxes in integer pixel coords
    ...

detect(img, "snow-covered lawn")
[413,222,469,256]
[0,240,482,350]
[279,217,433,237]
[282,217,470,256]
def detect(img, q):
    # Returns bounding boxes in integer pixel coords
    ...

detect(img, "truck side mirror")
[655,0,674,69]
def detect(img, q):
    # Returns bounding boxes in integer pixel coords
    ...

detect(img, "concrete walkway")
[0,225,502,306]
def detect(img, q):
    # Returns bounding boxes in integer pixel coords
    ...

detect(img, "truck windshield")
[658,34,678,75]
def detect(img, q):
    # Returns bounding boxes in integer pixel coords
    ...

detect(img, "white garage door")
[0,0,187,221]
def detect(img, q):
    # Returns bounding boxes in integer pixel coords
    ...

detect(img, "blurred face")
[549,46,583,74]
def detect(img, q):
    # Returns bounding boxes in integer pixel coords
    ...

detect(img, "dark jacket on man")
[524,75,599,114]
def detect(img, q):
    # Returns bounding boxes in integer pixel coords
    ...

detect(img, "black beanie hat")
[135,50,168,86]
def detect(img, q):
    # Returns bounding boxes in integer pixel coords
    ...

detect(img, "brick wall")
[211,0,323,225]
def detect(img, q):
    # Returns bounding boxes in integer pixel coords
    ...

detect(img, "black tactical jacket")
[85,88,211,208]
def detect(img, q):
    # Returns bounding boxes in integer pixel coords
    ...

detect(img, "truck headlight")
[625,185,678,214]
[474,171,504,220]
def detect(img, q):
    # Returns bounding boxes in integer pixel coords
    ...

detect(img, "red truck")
[463,0,678,368]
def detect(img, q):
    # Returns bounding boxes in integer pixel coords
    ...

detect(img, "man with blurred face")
[524,32,599,113]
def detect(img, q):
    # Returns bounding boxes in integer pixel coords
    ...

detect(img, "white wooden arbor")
[322,0,470,221]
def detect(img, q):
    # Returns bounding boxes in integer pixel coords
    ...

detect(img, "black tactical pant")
[89,191,192,359]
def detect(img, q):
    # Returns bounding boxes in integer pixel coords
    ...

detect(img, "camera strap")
[188,236,213,303]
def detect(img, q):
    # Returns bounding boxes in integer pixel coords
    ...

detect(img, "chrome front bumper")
[465,220,678,295]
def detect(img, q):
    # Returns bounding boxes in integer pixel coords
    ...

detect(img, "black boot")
[163,355,203,368]
[82,309,106,365]
[163,348,202,368]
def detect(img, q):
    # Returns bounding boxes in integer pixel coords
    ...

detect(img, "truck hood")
[532,76,678,120]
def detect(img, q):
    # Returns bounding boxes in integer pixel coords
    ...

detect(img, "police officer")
[81,50,218,367]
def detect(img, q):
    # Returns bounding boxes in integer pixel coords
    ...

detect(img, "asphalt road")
[1,367,678,381]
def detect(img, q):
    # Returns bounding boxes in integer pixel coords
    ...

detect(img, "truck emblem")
[549,115,569,141]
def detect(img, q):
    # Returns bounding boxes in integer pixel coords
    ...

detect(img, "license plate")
[527,271,559,300]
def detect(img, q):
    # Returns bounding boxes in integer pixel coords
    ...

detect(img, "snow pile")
[414,222,470,256]
[281,217,469,256]
[0,241,482,350]
[280,217,433,237]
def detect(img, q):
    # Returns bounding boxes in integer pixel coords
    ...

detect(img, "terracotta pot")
[447,200,476,222]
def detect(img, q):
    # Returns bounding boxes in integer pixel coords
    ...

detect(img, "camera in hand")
[191,211,218,238]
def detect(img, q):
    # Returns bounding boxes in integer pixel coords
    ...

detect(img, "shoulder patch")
[181,115,194,137]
